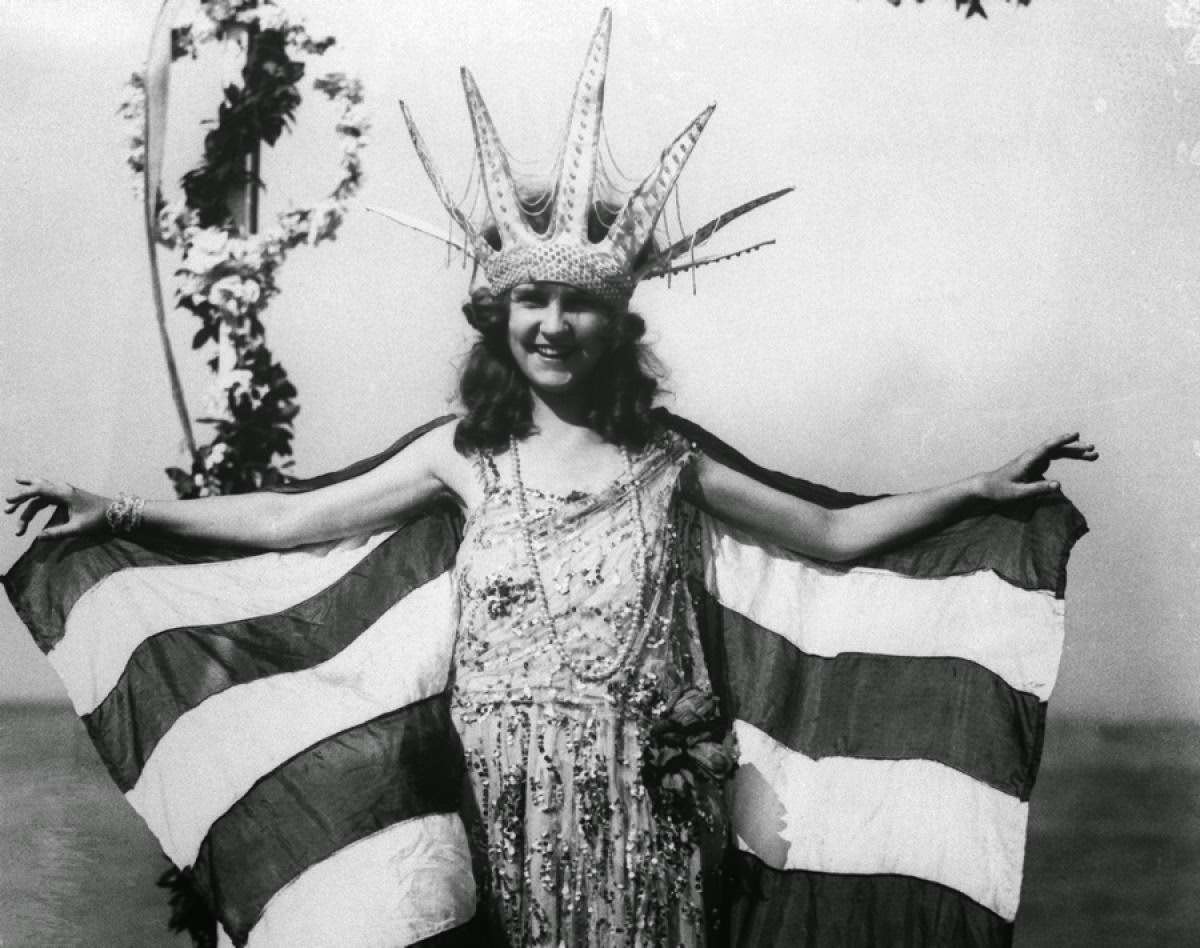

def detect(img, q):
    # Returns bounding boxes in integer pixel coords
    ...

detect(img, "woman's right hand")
[4,477,110,539]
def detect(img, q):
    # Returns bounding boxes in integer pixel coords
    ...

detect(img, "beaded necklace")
[508,436,650,684]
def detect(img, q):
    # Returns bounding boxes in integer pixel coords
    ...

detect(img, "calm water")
[1,706,1197,947]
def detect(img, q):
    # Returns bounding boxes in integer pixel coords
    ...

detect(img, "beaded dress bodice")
[450,432,723,947]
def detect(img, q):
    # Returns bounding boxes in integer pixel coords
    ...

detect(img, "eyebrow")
[560,289,608,309]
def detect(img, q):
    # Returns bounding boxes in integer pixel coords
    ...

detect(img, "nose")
[539,293,570,337]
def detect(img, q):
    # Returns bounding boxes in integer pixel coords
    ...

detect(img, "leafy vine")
[119,0,369,499]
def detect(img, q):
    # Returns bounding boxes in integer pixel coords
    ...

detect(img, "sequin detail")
[451,433,725,946]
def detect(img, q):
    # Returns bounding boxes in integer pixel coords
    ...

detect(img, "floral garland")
[118,0,369,498]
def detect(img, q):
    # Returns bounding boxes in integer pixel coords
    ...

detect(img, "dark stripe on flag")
[3,534,230,653]
[726,852,1013,948]
[692,582,1047,800]
[192,691,464,947]
[660,409,1088,597]
[82,511,459,792]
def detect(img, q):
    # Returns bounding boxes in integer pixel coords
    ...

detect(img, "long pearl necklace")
[509,436,650,684]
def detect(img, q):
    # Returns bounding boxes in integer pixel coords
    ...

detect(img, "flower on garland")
[207,275,262,315]
[118,72,147,181]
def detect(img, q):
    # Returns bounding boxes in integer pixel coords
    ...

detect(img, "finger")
[1012,479,1061,499]
[16,498,53,537]
[5,482,67,505]
[1051,445,1099,462]
[16,496,52,535]
[1048,447,1094,459]
[39,522,80,540]
[1041,432,1080,452]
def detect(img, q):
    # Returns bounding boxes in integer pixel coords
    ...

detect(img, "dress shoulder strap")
[471,448,503,495]
[641,429,699,485]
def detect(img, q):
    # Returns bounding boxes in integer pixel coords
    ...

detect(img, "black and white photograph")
[0,1,1195,945]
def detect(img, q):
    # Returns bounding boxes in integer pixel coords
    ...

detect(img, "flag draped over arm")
[2,412,1086,947]
[3,417,475,947]
[670,413,1086,948]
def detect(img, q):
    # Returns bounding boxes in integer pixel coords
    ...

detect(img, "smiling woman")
[455,282,662,458]
[507,283,620,388]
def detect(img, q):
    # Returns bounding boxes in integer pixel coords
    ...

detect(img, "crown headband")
[374,8,792,304]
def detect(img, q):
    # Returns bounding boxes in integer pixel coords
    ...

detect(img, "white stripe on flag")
[50,531,396,714]
[732,719,1027,922]
[702,515,1065,700]
[128,571,455,867]
[238,813,476,948]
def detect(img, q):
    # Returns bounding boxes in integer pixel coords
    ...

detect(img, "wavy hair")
[453,288,665,454]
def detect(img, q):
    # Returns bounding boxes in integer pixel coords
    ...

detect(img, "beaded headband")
[372,8,792,304]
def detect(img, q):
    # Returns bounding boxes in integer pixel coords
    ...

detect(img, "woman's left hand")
[975,432,1099,503]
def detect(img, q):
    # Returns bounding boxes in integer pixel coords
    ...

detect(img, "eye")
[511,286,548,307]
[561,290,603,314]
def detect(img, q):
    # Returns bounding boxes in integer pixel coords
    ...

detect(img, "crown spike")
[361,204,475,257]
[643,239,778,280]
[397,100,493,261]
[553,8,612,239]
[602,104,716,267]
[461,68,527,248]
[654,187,794,266]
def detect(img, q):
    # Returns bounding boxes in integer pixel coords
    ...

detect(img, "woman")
[5,10,1095,948]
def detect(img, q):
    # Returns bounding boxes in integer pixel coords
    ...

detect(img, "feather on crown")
[374,8,792,304]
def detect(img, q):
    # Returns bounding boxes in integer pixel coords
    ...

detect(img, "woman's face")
[506,282,617,395]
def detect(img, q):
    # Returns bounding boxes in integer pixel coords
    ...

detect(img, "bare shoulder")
[416,419,477,511]
[369,422,472,508]
[270,419,475,544]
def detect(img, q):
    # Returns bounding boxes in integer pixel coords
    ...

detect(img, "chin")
[527,370,583,394]
[517,355,590,392]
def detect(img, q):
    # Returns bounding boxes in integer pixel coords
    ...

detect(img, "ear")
[611,309,644,347]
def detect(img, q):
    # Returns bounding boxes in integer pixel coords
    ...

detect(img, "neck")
[528,388,600,445]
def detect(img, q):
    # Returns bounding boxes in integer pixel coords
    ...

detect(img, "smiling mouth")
[531,344,575,361]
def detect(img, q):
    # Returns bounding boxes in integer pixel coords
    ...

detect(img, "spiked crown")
[377,8,791,304]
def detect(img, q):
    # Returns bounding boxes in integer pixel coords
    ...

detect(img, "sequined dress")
[450,432,727,947]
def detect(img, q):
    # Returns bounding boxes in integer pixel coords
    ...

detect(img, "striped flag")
[2,413,1086,947]
[672,413,1086,947]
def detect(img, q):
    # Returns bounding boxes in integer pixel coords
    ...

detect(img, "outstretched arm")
[683,432,1098,562]
[5,423,470,550]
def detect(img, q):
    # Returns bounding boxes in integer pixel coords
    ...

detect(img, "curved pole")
[144,0,198,461]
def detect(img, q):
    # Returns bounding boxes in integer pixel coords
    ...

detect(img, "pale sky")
[1,0,1198,719]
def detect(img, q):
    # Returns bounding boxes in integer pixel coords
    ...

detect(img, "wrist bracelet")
[105,493,145,534]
